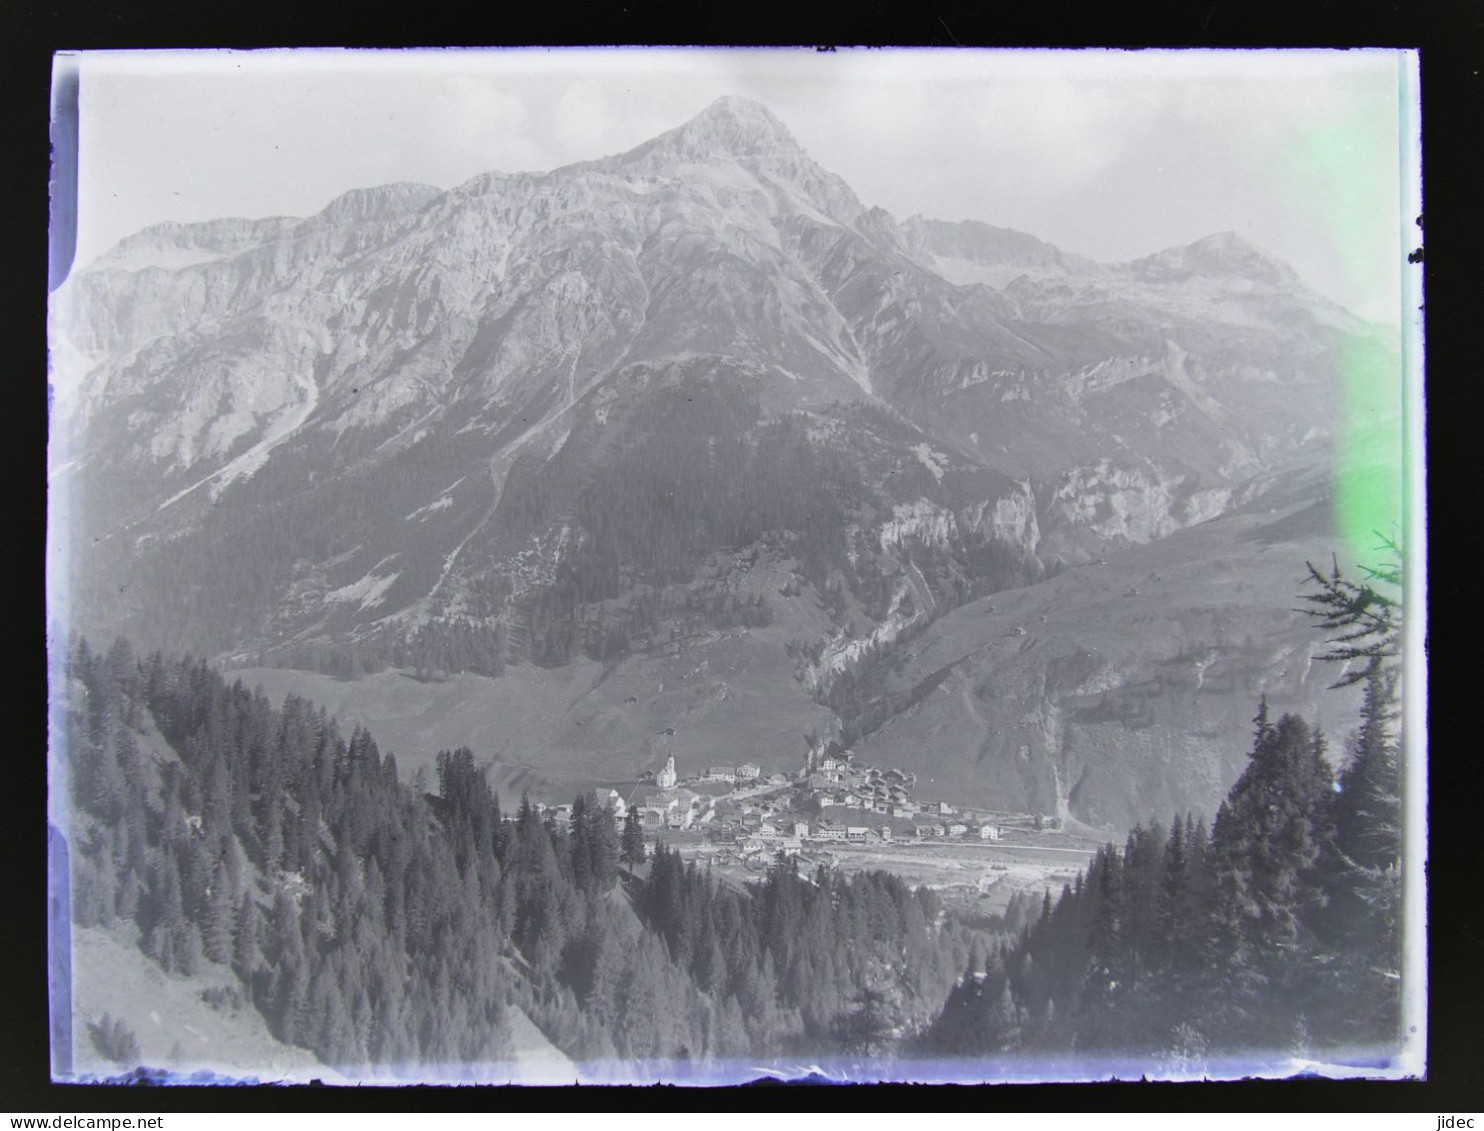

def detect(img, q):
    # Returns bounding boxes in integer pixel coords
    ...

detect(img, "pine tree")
[89,1013,142,1067]
[1334,667,1401,874]
[1153,815,1198,1031]
[232,894,263,980]
[1300,549,1405,1047]
[1079,845,1124,1049]
[621,806,646,867]
[985,980,1023,1053]
[1298,548,1401,686]
[1208,712,1334,1045]
[586,799,620,889]
[202,862,237,965]
[569,793,592,892]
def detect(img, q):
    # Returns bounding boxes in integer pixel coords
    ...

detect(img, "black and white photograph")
[45,46,1425,1086]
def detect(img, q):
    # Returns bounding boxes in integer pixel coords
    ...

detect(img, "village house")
[706,766,736,783]
[591,788,627,817]
[757,820,781,838]
[947,822,969,836]
[846,826,869,842]
[978,824,1003,841]
[736,763,761,780]
[792,820,810,839]
[813,822,847,841]
[914,822,942,839]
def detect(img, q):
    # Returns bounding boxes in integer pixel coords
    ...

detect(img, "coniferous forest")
[59,558,1407,1079]
[60,637,982,1078]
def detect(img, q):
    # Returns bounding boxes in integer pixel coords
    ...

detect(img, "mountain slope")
[50,95,1391,831]
[845,462,1362,828]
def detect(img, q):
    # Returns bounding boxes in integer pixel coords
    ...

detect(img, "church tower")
[657,753,677,790]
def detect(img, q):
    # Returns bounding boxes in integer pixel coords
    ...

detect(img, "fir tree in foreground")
[1299,541,1405,1044]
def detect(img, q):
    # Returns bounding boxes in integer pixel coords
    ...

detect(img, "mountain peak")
[625,95,805,164]
[694,94,788,127]
[1187,230,1268,259]
[1132,230,1298,285]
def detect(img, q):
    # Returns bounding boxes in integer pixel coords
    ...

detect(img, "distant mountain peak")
[690,94,795,136]
[1133,230,1298,285]
[623,94,806,164]
[1186,230,1283,263]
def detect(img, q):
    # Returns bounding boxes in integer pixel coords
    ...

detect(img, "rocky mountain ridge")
[50,95,1393,829]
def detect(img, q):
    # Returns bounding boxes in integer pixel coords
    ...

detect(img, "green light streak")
[1335,335,1404,558]
[1278,70,1406,562]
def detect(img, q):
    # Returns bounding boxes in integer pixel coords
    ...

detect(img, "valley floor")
[670,835,1096,917]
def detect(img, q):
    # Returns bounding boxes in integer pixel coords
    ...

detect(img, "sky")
[59,47,1417,323]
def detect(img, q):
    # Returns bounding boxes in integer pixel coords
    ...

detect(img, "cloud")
[420,76,544,180]
[549,81,615,157]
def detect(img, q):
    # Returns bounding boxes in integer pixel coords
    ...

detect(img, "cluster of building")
[492,739,1015,890]
[697,762,762,784]
[803,747,922,817]
[510,748,1008,876]
[799,745,1005,840]
[627,754,795,832]
[625,747,1008,859]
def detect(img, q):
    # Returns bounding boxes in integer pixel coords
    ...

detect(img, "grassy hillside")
[234,604,838,799]
[68,922,335,1083]
[850,467,1364,829]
